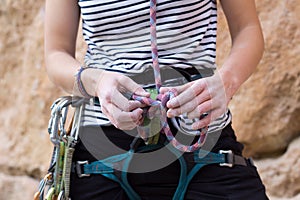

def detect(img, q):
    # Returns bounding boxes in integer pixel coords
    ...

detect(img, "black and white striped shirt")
[78,0,231,133]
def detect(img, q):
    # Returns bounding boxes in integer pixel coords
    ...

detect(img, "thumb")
[159,87,171,94]
[134,86,150,97]
[119,76,150,97]
[160,83,190,94]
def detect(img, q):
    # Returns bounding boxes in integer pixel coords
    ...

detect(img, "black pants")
[70,125,269,200]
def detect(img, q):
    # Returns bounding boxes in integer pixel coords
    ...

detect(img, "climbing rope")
[132,0,208,152]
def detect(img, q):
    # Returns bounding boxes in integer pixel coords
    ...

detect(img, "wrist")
[80,67,104,98]
[74,67,94,98]
[217,68,241,102]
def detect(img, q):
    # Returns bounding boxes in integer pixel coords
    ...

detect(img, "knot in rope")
[132,89,208,152]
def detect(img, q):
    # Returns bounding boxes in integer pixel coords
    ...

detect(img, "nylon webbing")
[62,136,75,198]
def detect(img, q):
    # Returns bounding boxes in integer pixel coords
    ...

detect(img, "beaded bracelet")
[75,66,93,99]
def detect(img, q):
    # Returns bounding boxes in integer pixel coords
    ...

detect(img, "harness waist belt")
[127,67,213,86]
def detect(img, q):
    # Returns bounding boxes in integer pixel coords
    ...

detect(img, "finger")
[110,90,144,112]
[128,100,146,110]
[159,87,171,94]
[130,108,144,124]
[107,102,143,130]
[186,100,212,119]
[167,89,211,118]
[118,108,143,123]
[116,108,144,130]
[101,105,118,127]
[109,90,131,110]
[167,80,206,109]
[160,83,190,94]
[191,111,212,130]
[191,107,224,130]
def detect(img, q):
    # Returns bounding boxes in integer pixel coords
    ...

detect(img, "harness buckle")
[76,160,90,178]
[219,150,234,167]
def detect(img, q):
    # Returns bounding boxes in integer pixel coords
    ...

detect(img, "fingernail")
[137,108,143,114]
[167,99,175,107]
[192,124,198,130]
[159,87,167,93]
[135,88,149,96]
[143,91,150,96]
[167,110,175,118]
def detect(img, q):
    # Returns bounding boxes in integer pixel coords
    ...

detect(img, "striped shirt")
[78,0,231,133]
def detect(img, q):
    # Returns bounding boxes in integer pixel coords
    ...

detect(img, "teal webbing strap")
[171,150,227,200]
[121,150,140,200]
[166,144,188,200]
[194,150,226,164]
[81,147,231,200]
[83,151,141,200]
[83,161,114,174]
[176,163,206,200]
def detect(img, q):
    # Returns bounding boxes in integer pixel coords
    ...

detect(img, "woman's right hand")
[82,68,150,130]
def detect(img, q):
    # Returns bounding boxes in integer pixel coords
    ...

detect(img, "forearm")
[44,0,89,96]
[219,24,264,100]
[218,0,264,100]
[45,52,105,97]
[45,50,81,95]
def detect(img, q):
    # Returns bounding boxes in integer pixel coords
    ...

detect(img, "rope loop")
[132,88,208,152]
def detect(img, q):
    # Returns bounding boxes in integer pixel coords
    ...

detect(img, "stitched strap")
[75,151,141,200]
[75,149,249,200]
[172,150,248,200]
[62,136,75,199]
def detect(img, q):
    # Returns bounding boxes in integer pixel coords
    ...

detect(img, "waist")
[127,67,214,87]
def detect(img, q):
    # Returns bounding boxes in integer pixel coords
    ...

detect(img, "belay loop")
[131,0,208,152]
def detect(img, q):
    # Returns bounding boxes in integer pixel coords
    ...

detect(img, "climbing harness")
[36,1,252,199]
[71,1,250,199]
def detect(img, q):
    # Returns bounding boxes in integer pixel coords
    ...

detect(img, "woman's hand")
[160,72,231,130]
[161,0,264,131]
[82,69,150,130]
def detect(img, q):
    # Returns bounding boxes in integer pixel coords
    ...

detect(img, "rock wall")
[216,0,300,198]
[0,0,299,199]
[226,0,300,158]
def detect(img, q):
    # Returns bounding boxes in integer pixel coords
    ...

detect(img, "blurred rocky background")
[0,0,299,199]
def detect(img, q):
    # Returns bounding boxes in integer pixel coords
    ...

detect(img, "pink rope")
[132,0,208,152]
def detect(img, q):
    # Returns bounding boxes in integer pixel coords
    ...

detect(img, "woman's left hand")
[160,72,231,130]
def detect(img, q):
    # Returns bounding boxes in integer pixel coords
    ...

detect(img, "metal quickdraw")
[34,96,86,200]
